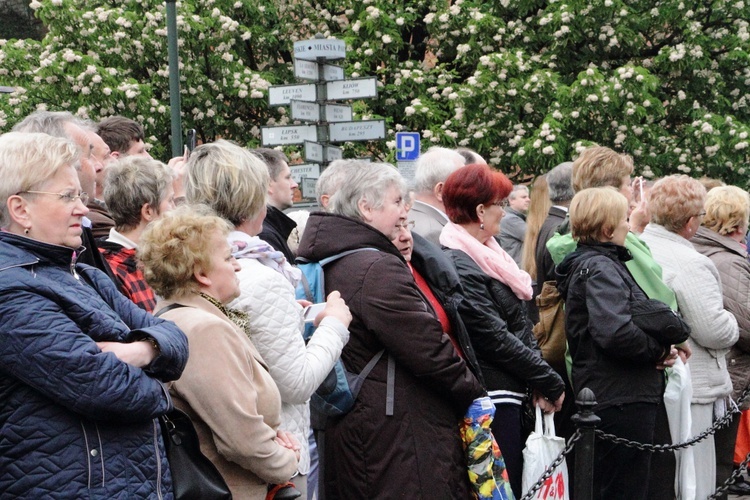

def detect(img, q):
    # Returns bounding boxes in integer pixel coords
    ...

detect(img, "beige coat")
[158,294,298,500]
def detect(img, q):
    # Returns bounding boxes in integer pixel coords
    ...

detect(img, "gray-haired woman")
[296,162,484,499]
[99,156,176,312]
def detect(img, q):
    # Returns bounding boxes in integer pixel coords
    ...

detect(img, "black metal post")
[571,388,600,500]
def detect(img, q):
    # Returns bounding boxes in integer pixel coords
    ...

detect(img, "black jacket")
[444,248,564,400]
[410,233,485,387]
[556,243,671,410]
[258,205,297,263]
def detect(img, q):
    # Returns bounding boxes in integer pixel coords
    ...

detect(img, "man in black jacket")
[254,148,298,263]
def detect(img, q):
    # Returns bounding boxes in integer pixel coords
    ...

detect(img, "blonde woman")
[556,187,687,499]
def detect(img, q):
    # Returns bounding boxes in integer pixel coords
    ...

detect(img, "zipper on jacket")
[71,251,80,281]
[0,258,39,273]
[154,419,163,500]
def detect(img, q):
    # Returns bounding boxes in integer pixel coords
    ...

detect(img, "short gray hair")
[104,156,174,231]
[252,148,288,181]
[508,184,529,200]
[186,140,269,226]
[547,161,574,203]
[0,132,79,226]
[316,159,366,209]
[329,163,405,221]
[412,147,465,194]
[12,110,79,137]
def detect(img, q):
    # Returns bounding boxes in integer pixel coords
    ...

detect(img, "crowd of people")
[0,109,749,500]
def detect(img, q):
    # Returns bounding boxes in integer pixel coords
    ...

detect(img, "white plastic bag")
[663,357,695,500]
[522,406,569,500]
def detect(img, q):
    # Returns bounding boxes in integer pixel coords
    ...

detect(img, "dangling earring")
[480,222,485,230]
[24,227,30,235]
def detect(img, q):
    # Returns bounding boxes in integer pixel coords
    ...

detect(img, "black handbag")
[630,298,691,345]
[159,408,232,500]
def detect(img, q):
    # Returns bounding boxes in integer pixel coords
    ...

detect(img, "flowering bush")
[0,0,748,185]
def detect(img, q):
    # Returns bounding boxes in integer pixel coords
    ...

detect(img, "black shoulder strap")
[154,303,188,318]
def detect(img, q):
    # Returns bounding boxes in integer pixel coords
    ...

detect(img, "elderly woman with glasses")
[0,132,188,498]
[297,162,484,499]
[641,174,739,498]
[140,206,302,499]
[440,163,565,497]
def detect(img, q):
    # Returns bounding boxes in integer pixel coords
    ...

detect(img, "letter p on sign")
[396,132,421,161]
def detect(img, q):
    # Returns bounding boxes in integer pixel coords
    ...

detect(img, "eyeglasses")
[695,211,706,218]
[491,199,509,208]
[17,190,90,205]
[395,220,415,230]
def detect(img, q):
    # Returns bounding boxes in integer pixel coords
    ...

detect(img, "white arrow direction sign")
[261,124,318,146]
[326,145,343,161]
[326,78,378,100]
[268,83,316,107]
[324,104,353,123]
[294,60,345,82]
[328,120,386,143]
[294,60,319,81]
[290,163,321,183]
[294,38,346,61]
[290,100,319,122]
[304,141,324,163]
[322,64,345,82]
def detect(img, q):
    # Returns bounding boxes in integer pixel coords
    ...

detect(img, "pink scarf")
[440,222,533,300]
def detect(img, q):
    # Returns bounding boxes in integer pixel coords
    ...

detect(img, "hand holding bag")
[522,406,569,500]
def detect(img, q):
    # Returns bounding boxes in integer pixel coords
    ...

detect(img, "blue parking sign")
[396,132,421,161]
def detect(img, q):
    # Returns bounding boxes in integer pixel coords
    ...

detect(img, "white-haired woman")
[0,132,188,497]
[691,185,750,493]
[641,175,740,498]
[296,162,484,499]
[184,140,351,498]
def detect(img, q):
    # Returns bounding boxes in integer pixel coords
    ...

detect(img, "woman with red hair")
[440,163,565,497]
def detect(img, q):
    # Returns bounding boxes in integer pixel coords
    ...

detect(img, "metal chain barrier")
[517,385,750,499]
[709,451,750,499]
[595,385,750,453]
[519,430,582,500]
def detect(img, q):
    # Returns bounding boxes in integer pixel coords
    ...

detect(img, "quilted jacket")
[641,223,738,404]
[691,226,750,408]
[228,247,349,475]
[0,231,189,498]
[297,212,484,499]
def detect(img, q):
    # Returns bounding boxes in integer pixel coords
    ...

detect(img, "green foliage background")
[1,0,749,184]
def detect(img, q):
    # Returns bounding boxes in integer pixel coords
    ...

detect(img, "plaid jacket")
[98,242,156,313]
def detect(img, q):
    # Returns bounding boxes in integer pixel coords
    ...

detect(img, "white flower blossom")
[542,146,554,155]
